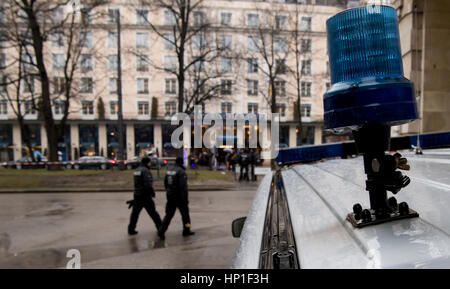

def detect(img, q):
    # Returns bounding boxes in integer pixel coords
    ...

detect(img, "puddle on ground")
[0,224,228,268]
[26,202,73,218]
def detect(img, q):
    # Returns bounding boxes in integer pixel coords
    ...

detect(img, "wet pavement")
[0,185,257,268]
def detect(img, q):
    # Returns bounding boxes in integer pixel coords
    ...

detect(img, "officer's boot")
[128,225,138,236]
[158,224,166,240]
[182,223,195,236]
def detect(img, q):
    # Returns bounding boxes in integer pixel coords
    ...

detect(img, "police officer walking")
[158,157,195,240]
[237,149,250,181]
[128,157,162,235]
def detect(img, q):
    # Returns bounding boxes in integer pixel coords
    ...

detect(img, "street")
[0,187,256,269]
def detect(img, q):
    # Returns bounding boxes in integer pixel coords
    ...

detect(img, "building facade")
[0,0,350,162]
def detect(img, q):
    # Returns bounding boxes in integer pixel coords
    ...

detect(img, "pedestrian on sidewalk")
[158,157,195,240]
[127,157,162,235]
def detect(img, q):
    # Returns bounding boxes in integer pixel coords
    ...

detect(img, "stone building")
[0,0,351,162]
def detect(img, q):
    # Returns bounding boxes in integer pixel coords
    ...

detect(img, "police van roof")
[233,148,450,269]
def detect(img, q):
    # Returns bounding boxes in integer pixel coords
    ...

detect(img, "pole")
[116,10,124,162]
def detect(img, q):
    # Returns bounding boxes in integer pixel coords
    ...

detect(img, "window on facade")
[248,103,258,114]
[136,32,149,49]
[247,13,259,27]
[220,57,232,73]
[0,31,6,48]
[109,78,117,94]
[137,78,149,94]
[326,82,330,91]
[221,12,232,26]
[165,78,177,94]
[221,102,232,114]
[301,38,311,53]
[107,9,119,24]
[53,100,65,115]
[82,101,94,115]
[52,7,64,23]
[52,53,65,70]
[276,103,286,117]
[18,29,31,44]
[23,76,34,93]
[0,7,6,24]
[110,101,118,115]
[218,35,232,50]
[164,10,176,25]
[274,80,286,97]
[24,101,35,115]
[301,81,311,97]
[326,61,330,76]
[0,53,6,69]
[138,101,149,115]
[220,79,232,95]
[301,17,312,31]
[193,57,205,72]
[51,32,65,47]
[108,54,118,71]
[247,36,259,52]
[301,104,311,117]
[21,53,35,72]
[275,15,287,30]
[79,31,93,48]
[52,77,65,94]
[136,9,148,24]
[193,11,205,26]
[275,59,286,74]
[0,75,6,93]
[136,54,149,72]
[194,79,205,94]
[0,100,7,115]
[80,8,93,25]
[163,34,175,50]
[80,54,93,72]
[165,101,177,116]
[0,99,7,115]
[274,37,287,53]
[301,59,311,75]
[247,58,258,73]
[108,32,117,48]
[192,34,206,50]
[164,55,177,72]
[247,80,258,96]
[80,77,93,93]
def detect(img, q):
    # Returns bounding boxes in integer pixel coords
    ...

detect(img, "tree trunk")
[26,6,60,169]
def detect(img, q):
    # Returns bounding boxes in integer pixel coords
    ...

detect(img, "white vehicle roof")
[233,148,450,269]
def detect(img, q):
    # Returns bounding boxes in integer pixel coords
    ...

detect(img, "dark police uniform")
[238,151,250,181]
[158,162,193,237]
[128,164,162,234]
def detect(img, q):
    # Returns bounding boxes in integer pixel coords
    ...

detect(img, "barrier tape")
[0,160,126,168]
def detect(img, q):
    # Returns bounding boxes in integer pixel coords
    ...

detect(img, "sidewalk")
[0,184,238,194]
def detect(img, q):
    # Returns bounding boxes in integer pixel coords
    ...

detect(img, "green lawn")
[0,168,234,189]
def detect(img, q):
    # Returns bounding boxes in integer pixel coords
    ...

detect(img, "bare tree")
[243,6,293,116]
[0,0,106,166]
[136,0,226,114]
[289,4,314,146]
[0,42,39,161]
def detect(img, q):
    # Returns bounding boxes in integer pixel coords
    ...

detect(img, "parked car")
[69,156,114,170]
[124,156,170,170]
[7,156,48,169]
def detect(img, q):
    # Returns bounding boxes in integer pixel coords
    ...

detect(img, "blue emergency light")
[324,5,418,130]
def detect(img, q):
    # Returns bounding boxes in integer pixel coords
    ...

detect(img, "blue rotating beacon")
[324,6,419,228]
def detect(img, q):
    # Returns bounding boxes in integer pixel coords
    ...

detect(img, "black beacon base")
[347,123,419,228]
